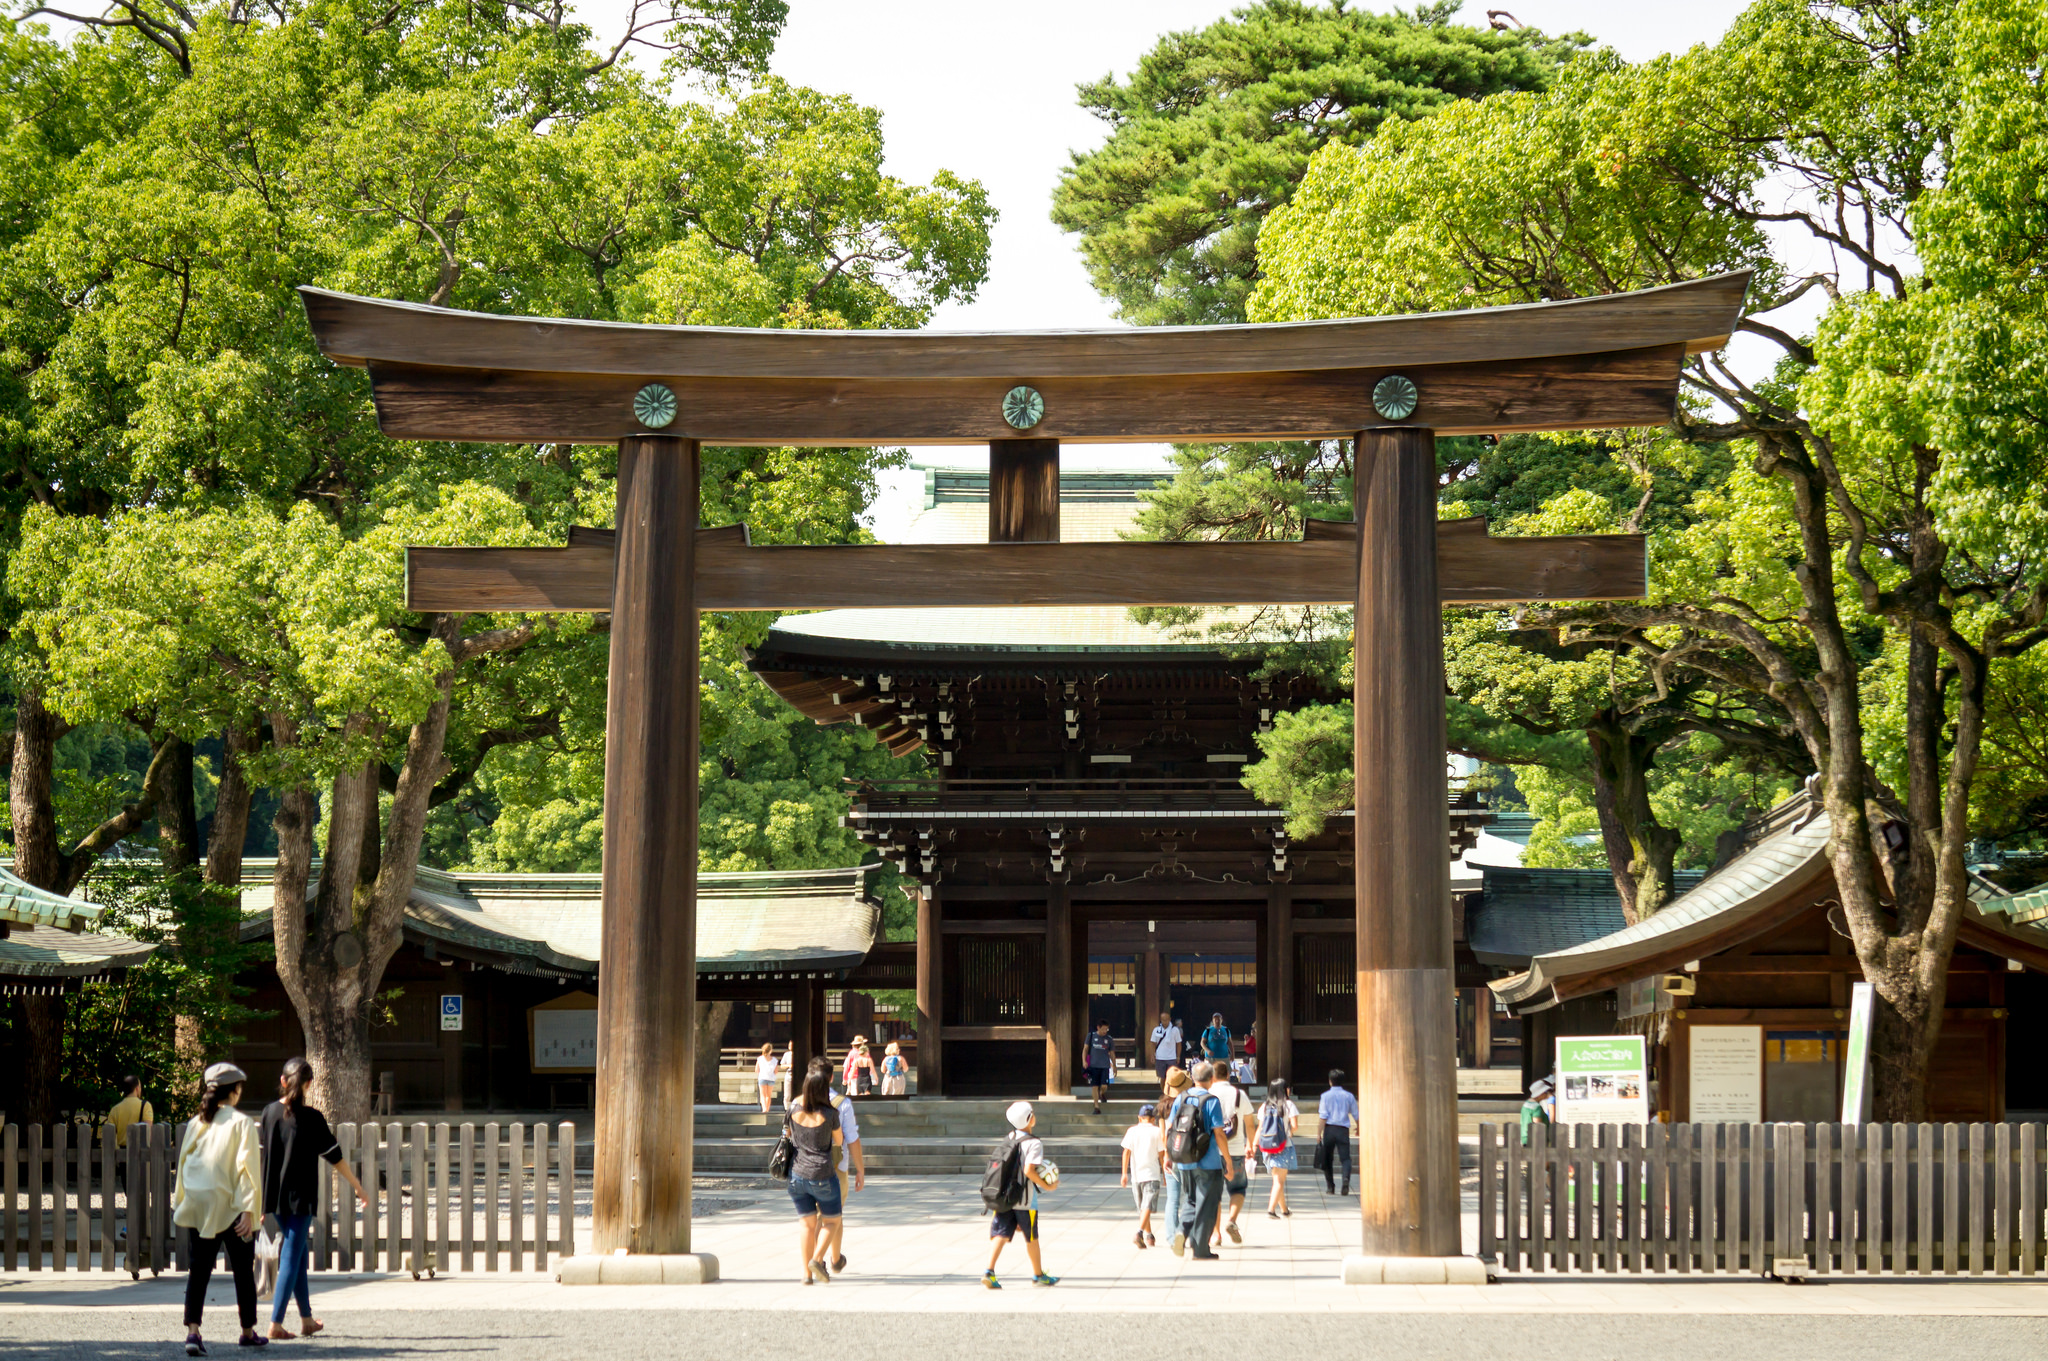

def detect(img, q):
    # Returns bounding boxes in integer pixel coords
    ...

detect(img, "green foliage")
[1052,0,1582,325]
[61,866,271,1121]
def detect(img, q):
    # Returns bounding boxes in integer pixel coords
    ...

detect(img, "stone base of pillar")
[1341,1254,1489,1285]
[556,1252,720,1285]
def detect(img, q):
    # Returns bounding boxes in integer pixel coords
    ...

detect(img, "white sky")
[573,2,1765,532]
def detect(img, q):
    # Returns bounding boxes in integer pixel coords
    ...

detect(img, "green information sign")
[1555,1035,1650,1125]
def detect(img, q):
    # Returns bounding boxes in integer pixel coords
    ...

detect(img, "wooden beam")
[304,273,1749,377]
[990,440,1059,543]
[404,525,1645,613]
[359,344,1689,445]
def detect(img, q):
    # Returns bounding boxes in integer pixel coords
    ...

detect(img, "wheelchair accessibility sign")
[441,994,464,1031]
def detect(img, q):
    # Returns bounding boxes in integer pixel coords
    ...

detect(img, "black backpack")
[1165,1093,1211,1165]
[980,1131,1027,1211]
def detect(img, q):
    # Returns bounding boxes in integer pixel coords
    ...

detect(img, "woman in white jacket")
[172,1061,265,1355]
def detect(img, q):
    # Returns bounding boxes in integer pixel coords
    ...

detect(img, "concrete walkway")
[7,1174,2047,1318]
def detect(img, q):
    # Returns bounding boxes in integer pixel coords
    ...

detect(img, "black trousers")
[183,1226,257,1329]
[1318,1127,1352,1192]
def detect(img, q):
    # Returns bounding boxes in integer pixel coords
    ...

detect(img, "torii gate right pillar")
[1351,425,1463,1263]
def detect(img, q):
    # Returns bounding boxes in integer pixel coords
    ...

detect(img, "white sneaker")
[1170,1231,1186,1257]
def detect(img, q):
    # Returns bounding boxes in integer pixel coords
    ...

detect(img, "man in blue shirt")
[1167,1060,1234,1261]
[1200,1013,1233,1066]
[1317,1067,1359,1196]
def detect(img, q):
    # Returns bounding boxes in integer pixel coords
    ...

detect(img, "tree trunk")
[1585,713,1683,925]
[154,737,215,1091]
[9,689,68,891]
[694,1001,734,1104]
[269,618,467,1126]
[203,725,261,889]
[19,994,66,1125]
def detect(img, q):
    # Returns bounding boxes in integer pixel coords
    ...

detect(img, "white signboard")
[533,1008,599,1070]
[1555,1035,1649,1125]
[440,994,463,1032]
[1689,1025,1763,1123]
[1841,982,1875,1125]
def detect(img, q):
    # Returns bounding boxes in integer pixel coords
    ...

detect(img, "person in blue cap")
[1119,1101,1167,1247]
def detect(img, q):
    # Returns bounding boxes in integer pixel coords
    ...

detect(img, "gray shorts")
[1132,1180,1162,1212]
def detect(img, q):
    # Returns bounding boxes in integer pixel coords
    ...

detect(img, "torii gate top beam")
[300,273,1750,447]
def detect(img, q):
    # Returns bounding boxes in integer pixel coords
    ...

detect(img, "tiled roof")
[0,923,157,980]
[240,862,881,977]
[1470,869,1622,968]
[1493,793,2048,1009]
[0,866,104,931]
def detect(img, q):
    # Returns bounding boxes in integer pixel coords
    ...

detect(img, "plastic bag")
[255,1225,281,1301]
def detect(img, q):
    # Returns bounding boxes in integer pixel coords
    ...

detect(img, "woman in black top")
[785,1065,845,1284]
[259,1058,368,1340]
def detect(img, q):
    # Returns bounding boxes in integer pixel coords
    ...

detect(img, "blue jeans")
[1161,1166,1182,1235]
[1178,1167,1224,1255]
[271,1214,312,1324]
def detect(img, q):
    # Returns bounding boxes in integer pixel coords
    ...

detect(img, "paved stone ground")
[5,1174,2046,1358]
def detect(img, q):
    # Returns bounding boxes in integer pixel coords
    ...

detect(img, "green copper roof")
[0,866,104,932]
[0,923,156,980]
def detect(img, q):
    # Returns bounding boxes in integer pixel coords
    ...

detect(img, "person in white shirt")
[172,1061,262,1355]
[1205,1066,1252,1246]
[1149,1011,1183,1081]
[754,1043,780,1112]
[1119,1103,1167,1248]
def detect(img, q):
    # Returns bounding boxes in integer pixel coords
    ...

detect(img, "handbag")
[767,1116,795,1182]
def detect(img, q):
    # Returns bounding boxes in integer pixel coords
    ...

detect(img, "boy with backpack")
[981,1101,1059,1289]
[1164,1061,1233,1261]
[1119,1102,1167,1248]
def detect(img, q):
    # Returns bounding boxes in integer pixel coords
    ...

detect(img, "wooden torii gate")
[302,272,1748,1277]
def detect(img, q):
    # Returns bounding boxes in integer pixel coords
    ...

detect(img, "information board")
[1841,982,1875,1125]
[1689,1025,1763,1123]
[533,1007,599,1070]
[1555,1035,1649,1125]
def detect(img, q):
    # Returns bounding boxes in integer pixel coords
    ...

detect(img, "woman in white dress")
[755,1043,780,1112]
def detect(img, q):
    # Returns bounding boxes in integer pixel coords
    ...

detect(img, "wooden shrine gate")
[302,272,1750,1268]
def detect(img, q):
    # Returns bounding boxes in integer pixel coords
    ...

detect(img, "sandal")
[300,1320,324,1338]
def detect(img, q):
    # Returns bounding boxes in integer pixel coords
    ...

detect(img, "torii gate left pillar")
[589,433,712,1278]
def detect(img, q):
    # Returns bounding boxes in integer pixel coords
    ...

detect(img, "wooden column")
[1142,945,1163,1051]
[916,888,943,1096]
[807,981,828,1067]
[791,984,816,1082]
[1351,425,1460,1259]
[440,989,463,1112]
[593,434,700,1256]
[989,440,1059,543]
[1266,886,1294,1086]
[1044,883,1073,1097]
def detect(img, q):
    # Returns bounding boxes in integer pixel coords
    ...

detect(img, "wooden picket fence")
[1,1121,577,1276]
[1478,1121,2048,1277]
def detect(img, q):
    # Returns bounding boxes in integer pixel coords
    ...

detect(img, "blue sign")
[441,994,464,1031]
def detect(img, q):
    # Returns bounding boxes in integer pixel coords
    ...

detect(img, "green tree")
[1250,0,2048,1118]
[4,0,990,1118]
[1051,0,1581,327]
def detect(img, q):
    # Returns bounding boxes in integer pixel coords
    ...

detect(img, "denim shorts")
[788,1175,843,1218]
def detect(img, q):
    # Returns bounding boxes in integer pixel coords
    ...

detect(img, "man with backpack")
[981,1101,1059,1289]
[1164,1061,1233,1261]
